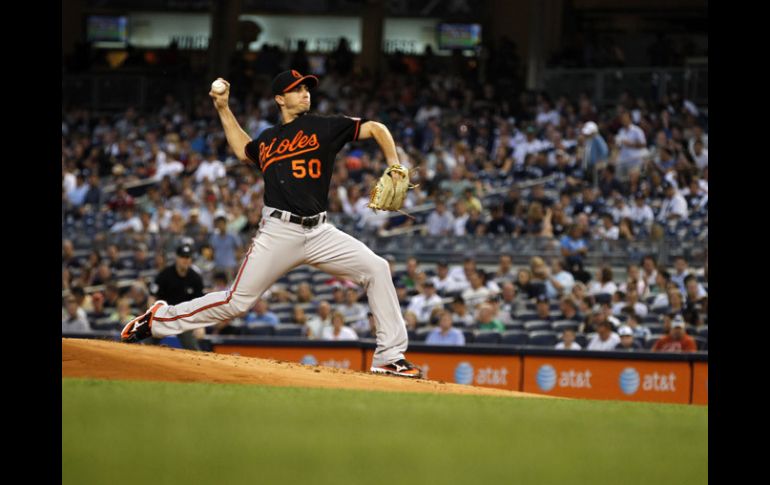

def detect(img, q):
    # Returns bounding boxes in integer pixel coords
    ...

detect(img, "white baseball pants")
[150,205,408,367]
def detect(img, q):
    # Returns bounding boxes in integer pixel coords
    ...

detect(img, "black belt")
[270,210,327,228]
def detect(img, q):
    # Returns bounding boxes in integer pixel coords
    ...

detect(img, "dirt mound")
[62,338,549,399]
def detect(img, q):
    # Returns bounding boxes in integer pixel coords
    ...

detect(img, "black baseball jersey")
[151,265,204,305]
[244,113,366,216]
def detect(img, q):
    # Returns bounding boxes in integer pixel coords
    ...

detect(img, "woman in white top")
[321,312,359,341]
[588,266,618,296]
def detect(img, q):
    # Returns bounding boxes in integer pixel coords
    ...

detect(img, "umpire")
[148,243,205,350]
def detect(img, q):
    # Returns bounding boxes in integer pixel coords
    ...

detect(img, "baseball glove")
[367,164,417,214]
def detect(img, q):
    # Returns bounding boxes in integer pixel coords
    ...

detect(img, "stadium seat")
[524,320,552,332]
[407,329,417,341]
[415,327,432,342]
[274,324,303,337]
[241,324,274,336]
[276,311,294,323]
[473,330,501,344]
[552,320,579,333]
[462,329,475,344]
[594,293,612,305]
[696,326,708,340]
[504,320,524,331]
[645,335,663,349]
[500,330,528,346]
[575,333,588,348]
[516,313,539,321]
[642,314,660,324]
[643,323,664,335]
[692,336,708,351]
[528,331,558,347]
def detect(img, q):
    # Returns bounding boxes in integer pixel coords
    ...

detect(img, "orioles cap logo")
[291,70,301,78]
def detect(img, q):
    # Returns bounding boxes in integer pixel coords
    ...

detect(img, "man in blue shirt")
[425,311,466,346]
[245,298,280,327]
[560,224,588,268]
[209,215,241,280]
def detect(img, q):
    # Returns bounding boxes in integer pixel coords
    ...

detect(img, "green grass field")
[63,378,707,485]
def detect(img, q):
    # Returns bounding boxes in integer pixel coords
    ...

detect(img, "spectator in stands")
[127,281,150,311]
[615,325,642,351]
[587,320,620,350]
[555,328,581,350]
[494,255,516,284]
[535,294,553,321]
[425,199,454,236]
[580,121,609,181]
[291,305,309,331]
[400,311,418,332]
[448,257,476,292]
[558,296,583,322]
[544,258,575,299]
[612,286,648,317]
[108,298,136,331]
[129,243,153,272]
[588,266,618,298]
[62,296,91,333]
[452,200,470,236]
[209,215,241,280]
[306,301,333,340]
[488,204,516,235]
[560,224,588,268]
[476,303,505,332]
[339,287,368,331]
[463,270,493,311]
[451,296,476,328]
[598,165,624,199]
[431,261,456,294]
[683,274,707,325]
[656,181,689,224]
[670,256,692,294]
[652,315,696,352]
[499,282,526,321]
[615,110,647,181]
[86,292,110,327]
[625,312,651,342]
[245,298,280,327]
[667,287,685,317]
[295,282,314,304]
[103,282,121,311]
[91,261,114,286]
[425,311,466,346]
[595,213,619,241]
[649,268,671,305]
[407,280,445,325]
[321,311,358,341]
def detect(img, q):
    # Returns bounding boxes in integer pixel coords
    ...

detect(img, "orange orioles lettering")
[258,130,320,172]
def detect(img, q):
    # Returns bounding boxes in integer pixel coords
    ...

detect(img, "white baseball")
[211,80,227,94]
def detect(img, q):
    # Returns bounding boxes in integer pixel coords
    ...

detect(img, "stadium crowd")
[62,49,707,352]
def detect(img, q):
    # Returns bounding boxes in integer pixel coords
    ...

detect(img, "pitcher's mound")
[62,338,549,399]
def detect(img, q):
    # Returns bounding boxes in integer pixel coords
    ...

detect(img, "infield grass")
[63,378,707,485]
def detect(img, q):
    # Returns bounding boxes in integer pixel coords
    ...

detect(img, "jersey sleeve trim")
[353,118,361,141]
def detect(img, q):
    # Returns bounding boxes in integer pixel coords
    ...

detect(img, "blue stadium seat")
[524,320,551,332]
[415,327,433,342]
[643,323,664,335]
[528,331,558,347]
[242,324,274,336]
[575,333,588,348]
[462,329,475,344]
[274,324,303,337]
[407,329,417,341]
[500,330,528,346]
[552,320,579,333]
[693,336,708,351]
[515,312,539,321]
[696,326,708,340]
[645,335,663,349]
[642,314,660,323]
[473,330,501,344]
[504,320,524,331]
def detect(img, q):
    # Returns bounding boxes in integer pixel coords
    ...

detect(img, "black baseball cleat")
[370,358,423,378]
[121,301,167,343]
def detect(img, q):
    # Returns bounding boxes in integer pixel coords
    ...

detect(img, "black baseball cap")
[176,244,193,258]
[271,70,319,96]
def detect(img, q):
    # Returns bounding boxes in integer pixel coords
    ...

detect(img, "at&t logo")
[618,367,677,394]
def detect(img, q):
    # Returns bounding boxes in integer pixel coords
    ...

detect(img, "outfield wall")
[208,337,708,405]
